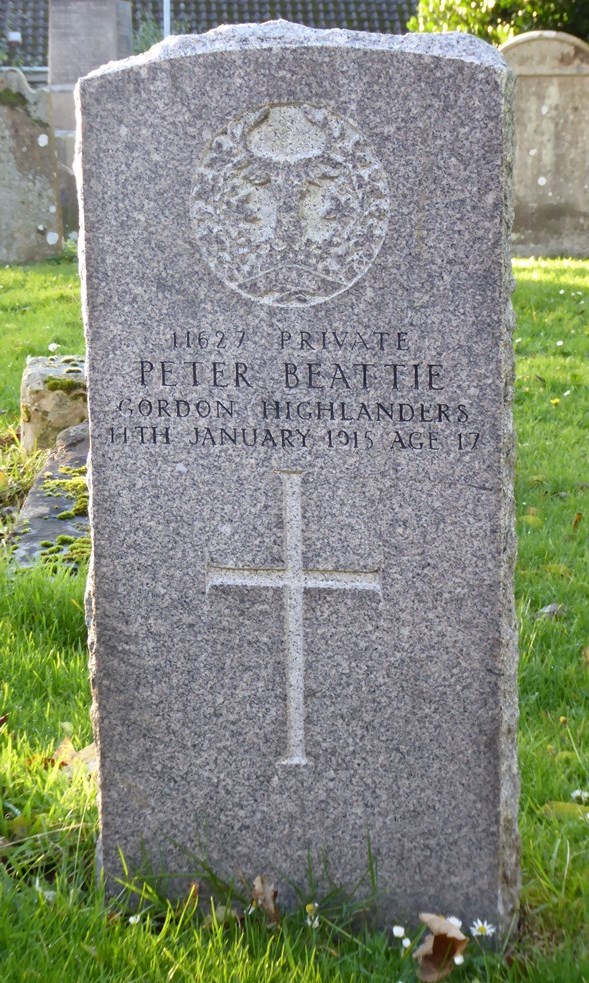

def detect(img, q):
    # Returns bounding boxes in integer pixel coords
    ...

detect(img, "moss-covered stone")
[0,88,27,109]
[42,466,89,520]
[45,376,86,393]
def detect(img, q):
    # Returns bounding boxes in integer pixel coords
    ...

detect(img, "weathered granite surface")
[501,31,589,258]
[20,355,87,453]
[0,69,63,264]
[11,423,89,568]
[77,22,519,931]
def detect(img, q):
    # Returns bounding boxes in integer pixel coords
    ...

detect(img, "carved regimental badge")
[190,103,389,307]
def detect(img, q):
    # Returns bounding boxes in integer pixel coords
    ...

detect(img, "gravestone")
[77,22,519,931]
[0,70,62,264]
[501,31,589,258]
[21,354,87,453]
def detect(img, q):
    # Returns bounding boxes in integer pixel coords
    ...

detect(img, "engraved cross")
[206,471,381,765]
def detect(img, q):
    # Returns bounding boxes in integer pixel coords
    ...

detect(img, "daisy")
[306,902,319,929]
[470,918,495,937]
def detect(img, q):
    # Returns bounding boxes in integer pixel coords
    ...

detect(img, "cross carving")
[206,471,381,765]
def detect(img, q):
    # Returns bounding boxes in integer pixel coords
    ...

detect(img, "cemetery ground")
[0,257,587,982]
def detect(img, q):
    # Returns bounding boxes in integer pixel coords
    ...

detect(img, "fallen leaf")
[53,737,76,766]
[533,604,566,620]
[521,514,543,528]
[251,874,281,924]
[573,512,583,531]
[413,913,468,982]
[28,738,98,774]
[0,713,7,729]
[543,801,589,820]
[543,564,572,578]
[6,815,30,838]
[63,741,98,776]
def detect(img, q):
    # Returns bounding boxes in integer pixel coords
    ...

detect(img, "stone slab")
[501,31,589,258]
[10,423,89,568]
[77,22,519,931]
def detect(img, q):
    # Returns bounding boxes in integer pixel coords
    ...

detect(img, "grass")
[0,257,588,981]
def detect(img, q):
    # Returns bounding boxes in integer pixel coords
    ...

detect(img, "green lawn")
[0,257,588,982]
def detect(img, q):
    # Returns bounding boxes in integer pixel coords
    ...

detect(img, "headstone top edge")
[500,29,589,55]
[77,20,507,88]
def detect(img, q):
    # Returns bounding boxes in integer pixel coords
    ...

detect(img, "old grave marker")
[501,31,589,258]
[77,22,519,930]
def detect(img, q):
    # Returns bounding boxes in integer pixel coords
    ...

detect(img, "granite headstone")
[77,22,519,931]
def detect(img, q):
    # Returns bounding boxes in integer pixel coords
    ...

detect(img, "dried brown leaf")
[62,741,98,776]
[53,737,77,766]
[573,512,583,531]
[413,913,468,982]
[251,874,281,924]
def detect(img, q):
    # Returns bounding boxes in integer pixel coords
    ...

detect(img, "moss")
[21,404,31,423]
[45,376,86,393]
[63,535,91,566]
[0,88,27,109]
[42,466,89,520]
[40,534,90,569]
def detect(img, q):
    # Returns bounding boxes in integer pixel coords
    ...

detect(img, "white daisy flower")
[454,953,465,965]
[305,901,319,928]
[128,913,141,924]
[446,915,462,928]
[392,925,405,938]
[470,918,495,937]
[571,789,589,804]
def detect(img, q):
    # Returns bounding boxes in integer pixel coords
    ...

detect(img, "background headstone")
[20,355,87,453]
[78,23,519,931]
[501,31,589,258]
[0,69,62,264]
